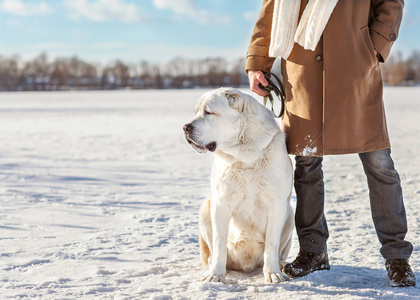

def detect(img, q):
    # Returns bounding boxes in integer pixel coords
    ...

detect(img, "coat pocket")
[360,26,378,70]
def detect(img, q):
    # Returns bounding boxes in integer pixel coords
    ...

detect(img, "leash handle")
[257,72,286,118]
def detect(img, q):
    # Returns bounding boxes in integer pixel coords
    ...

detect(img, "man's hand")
[248,70,269,97]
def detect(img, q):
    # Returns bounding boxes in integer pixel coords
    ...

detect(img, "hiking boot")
[284,251,330,278]
[385,258,416,287]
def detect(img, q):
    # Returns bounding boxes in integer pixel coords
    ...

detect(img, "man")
[246,0,415,287]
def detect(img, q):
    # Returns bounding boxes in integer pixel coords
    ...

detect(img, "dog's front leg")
[263,205,289,283]
[204,199,231,283]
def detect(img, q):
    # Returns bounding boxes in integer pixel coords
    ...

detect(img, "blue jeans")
[294,148,413,259]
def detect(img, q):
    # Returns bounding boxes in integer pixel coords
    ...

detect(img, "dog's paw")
[202,274,226,283]
[264,271,289,283]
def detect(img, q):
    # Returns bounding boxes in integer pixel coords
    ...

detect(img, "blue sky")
[0,0,419,64]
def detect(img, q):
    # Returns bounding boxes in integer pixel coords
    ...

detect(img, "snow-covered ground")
[0,88,419,299]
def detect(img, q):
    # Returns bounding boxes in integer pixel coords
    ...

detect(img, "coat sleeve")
[370,0,404,62]
[245,0,276,73]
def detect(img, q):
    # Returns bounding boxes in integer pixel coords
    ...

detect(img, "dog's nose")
[183,123,193,132]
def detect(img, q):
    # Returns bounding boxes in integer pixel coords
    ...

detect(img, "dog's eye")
[204,110,213,116]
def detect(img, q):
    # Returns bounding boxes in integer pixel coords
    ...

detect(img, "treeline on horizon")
[0,51,419,92]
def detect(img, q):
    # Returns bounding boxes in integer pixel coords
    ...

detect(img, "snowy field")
[0,88,419,299]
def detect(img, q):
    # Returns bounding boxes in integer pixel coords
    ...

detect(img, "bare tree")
[382,51,405,86]
[405,51,420,83]
[0,55,22,91]
[1,50,419,91]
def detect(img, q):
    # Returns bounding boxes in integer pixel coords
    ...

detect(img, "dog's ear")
[226,90,246,112]
[226,91,238,106]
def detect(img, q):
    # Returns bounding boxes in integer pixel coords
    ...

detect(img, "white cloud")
[402,11,420,27]
[27,43,69,51]
[152,0,230,24]
[27,41,126,51]
[6,19,22,27]
[153,0,196,18]
[64,0,142,23]
[0,0,53,16]
[133,43,245,64]
[88,42,126,49]
[243,11,258,22]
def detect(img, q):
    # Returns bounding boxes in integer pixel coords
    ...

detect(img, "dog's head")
[183,88,252,154]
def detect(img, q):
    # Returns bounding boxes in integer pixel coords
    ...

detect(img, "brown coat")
[246,0,404,156]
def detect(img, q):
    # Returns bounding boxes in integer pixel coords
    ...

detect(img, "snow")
[0,87,419,299]
[296,135,318,156]
[301,145,318,156]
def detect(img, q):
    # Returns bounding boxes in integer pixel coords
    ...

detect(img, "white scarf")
[269,0,338,59]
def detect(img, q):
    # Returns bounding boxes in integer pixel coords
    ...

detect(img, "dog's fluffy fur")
[184,88,294,283]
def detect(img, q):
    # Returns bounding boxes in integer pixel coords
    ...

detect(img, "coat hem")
[289,143,391,157]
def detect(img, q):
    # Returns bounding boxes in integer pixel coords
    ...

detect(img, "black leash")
[258,72,286,118]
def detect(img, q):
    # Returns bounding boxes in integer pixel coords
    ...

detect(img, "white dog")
[183,88,294,284]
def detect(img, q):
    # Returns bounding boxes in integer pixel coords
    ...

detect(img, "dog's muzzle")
[183,123,217,152]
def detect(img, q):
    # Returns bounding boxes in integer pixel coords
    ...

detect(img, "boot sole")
[390,280,416,287]
[314,263,330,272]
[286,263,330,278]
